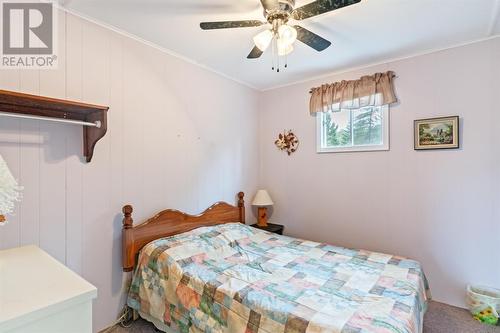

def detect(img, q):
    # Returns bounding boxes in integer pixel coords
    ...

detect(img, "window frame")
[316,105,390,153]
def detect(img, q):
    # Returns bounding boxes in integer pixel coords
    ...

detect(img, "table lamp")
[252,190,274,227]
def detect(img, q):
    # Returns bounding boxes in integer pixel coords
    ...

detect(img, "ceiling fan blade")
[247,46,264,59]
[294,26,332,51]
[200,20,264,30]
[260,0,279,11]
[292,0,361,20]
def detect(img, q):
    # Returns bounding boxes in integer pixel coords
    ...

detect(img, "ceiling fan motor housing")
[264,0,295,24]
[266,0,295,24]
[279,0,295,11]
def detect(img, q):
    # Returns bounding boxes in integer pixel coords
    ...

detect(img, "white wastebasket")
[466,285,500,326]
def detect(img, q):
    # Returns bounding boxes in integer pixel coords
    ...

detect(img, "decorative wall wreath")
[275,130,299,156]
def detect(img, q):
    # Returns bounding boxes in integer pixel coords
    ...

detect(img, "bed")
[122,192,430,333]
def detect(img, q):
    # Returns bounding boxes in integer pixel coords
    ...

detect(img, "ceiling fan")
[200,0,361,71]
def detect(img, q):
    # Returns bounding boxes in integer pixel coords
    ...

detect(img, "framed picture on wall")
[414,116,459,150]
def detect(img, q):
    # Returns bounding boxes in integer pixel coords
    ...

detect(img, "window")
[317,105,389,153]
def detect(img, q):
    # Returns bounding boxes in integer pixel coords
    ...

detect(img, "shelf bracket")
[84,110,107,162]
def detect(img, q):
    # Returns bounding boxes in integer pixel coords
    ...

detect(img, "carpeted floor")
[423,301,500,333]
[108,301,500,333]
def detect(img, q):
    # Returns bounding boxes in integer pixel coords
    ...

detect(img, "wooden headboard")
[122,192,245,272]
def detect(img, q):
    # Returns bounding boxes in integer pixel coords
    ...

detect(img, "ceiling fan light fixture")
[277,39,294,56]
[253,29,273,51]
[278,24,297,45]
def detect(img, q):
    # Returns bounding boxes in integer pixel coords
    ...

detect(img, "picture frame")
[414,116,459,150]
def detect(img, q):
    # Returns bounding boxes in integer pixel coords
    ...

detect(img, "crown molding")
[55,3,500,93]
[55,4,260,92]
[261,35,500,92]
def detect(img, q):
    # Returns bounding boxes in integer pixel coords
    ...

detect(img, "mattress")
[127,223,430,333]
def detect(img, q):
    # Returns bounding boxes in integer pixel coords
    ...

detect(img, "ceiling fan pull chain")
[275,37,280,73]
[271,37,275,71]
[277,39,280,72]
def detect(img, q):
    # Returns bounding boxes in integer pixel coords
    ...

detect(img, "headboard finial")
[123,205,133,228]
[237,192,245,224]
[238,192,244,207]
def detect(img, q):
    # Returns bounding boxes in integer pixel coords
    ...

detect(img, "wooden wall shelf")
[0,90,109,162]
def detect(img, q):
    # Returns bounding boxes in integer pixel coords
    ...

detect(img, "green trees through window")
[319,105,388,152]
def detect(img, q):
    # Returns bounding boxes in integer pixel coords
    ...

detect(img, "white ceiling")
[61,0,500,90]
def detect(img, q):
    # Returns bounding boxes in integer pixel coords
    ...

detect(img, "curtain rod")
[0,111,101,128]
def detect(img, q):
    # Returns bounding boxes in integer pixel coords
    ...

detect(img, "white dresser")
[0,246,97,333]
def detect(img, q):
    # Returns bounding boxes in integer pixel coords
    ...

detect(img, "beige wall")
[0,11,259,331]
[259,37,500,308]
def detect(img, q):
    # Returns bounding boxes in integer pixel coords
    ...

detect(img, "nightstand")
[251,223,284,235]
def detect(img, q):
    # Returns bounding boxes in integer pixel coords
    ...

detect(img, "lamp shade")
[277,40,293,56]
[252,190,274,206]
[278,25,297,46]
[253,30,273,52]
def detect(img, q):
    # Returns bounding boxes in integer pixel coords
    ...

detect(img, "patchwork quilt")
[128,223,430,333]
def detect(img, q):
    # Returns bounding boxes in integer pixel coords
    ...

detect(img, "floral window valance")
[309,71,397,114]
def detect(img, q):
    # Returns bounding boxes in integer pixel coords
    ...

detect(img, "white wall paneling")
[0,10,260,332]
